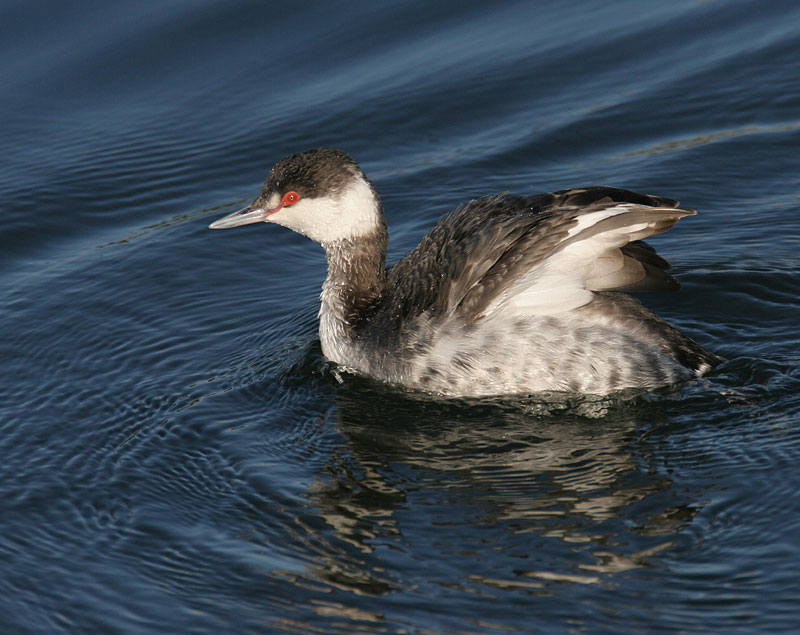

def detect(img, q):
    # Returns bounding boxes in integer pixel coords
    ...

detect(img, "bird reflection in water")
[274,381,697,604]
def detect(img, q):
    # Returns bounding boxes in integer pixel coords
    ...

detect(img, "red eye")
[283,191,300,206]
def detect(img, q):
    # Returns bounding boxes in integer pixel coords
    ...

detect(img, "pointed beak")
[208,205,268,229]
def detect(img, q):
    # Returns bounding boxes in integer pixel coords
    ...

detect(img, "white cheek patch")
[267,176,380,243]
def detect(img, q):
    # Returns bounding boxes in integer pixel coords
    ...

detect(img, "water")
[2,0,799,632]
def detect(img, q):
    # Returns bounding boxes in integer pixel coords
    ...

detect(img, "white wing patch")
[485,204,687,317]
[566,206,638,238]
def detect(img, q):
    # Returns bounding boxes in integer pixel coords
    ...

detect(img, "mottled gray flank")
[332,295,717,396]
[246,149,721,396]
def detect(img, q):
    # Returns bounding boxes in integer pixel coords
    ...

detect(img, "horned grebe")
[209,148,720,396]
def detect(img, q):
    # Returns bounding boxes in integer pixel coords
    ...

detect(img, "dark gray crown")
[263,148,359,199]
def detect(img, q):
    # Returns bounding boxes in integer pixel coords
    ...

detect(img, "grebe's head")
[209,148,382,244]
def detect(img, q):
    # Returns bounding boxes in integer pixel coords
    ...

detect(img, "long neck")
[318,227,388,359]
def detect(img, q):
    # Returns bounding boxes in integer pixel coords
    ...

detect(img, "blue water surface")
[2,0,800,632]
